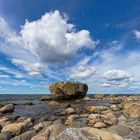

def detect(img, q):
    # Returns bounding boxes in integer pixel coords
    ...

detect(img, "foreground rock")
[32,124,123,140]
[0,132,12,140]
[1,118,32,136]
[123,101,140,119]
[49,81,88,100]
[32,124,65,140]
[58,127,123,140]
[11,130,37,140]
[0,104,15,114]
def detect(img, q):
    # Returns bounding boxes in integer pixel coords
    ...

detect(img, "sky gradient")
[0,0,140,94]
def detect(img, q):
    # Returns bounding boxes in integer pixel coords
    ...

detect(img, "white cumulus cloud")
[70,57,96,79]
[104,69,131,81]
[3,10,96,64]
[12,59,45,76]
[134,30,140,40]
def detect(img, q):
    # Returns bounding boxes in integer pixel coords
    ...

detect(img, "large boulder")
[49,81,88,100]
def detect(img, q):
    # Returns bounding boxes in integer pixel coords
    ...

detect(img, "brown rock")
[57,127,123,140]
[123,101,140,119]
[101,112,118,125]
[31,124,65,140]
[11,130,37,140]
[85,106,97,113]
[33,121,52,132]
[65,107,75,114]
[49,81,88,100]
[93,122,107,128]
[2,118,32,136]
[0,104,15,114]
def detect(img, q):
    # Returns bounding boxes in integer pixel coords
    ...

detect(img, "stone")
[0,132,12,140]
[0,125,2,131]
[31,124,65,140]
[5,115,19,122]
[94,94,104,99]
[40,95,53,101]
[48,101,61,106]
[33,121,52,132]
[65,115,74,126]
[93,122,107,128]
[80,114,89,118]
[2,118,32,136]
[49,81,88,100]
[57,127,123,140]
[0,104,15,114]
[124,130,140,140]
[88,119,96,126]
[53,109,66,116]
[123,102,140,119]
[85,106,97,113]
[53,118,64,124]
[108,125,132,137]
[88,114,100,120]
[11,130,37,140]
[82,96,91,101]
[65,107,75,114]
[0,117,11,127]
[101,112,118,125]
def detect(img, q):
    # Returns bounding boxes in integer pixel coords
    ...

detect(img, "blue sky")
[0,0,140,94]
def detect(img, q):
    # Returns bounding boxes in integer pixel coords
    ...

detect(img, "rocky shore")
[0,82,140,140]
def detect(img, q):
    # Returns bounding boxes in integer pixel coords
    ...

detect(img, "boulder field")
[0,82,140,140]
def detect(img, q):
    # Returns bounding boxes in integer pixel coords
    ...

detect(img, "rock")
[108,125,132,137]
[48,101,61,106]
[93,122,107,128]
[0,125,2,131]
[80,114,89,118]
[40,95,53,101]
[123,102,140,119]
[85,106,97,113]
[2,118,32,136]
[5,115,19,122]
[31,124,65,140]
[33,121,52,132]
[0,104,15,114]
[101,112,118,126]
[97,106,109,111]
[124,130,140,140]
[0,117,11,127]
[65,115,74,126]
[53,109,66,116]
[65,107,75,114]
[0,132,12,140]
[88,114,100,120]
[121,119,140,131]
[88,119,96,126]
[94,94,104,99]
[83,96,91,101]
[11,130,37,140]
[53,118,64,124]
[49,81,88,100]
[57,127,123,140]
